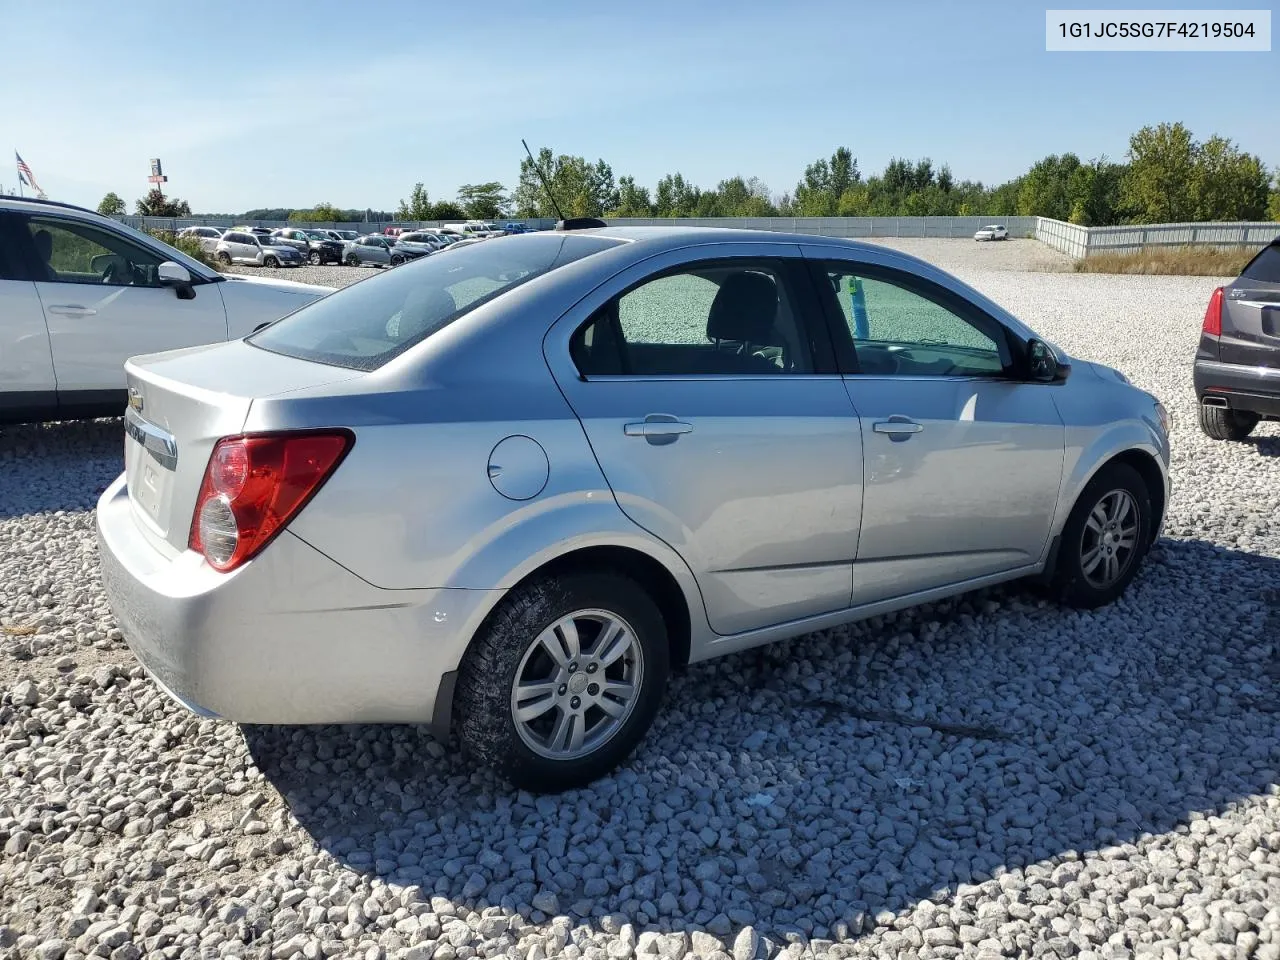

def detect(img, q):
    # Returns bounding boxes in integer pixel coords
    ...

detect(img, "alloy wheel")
[1079,488,1139,588]
[510,609,643,761]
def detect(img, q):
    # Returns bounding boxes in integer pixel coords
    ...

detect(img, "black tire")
[456,571,669,792]
[1050,462,1153,610]
[216,251,231,265]
[1199,404,1258,441]
[345,253,360,267]
[308,251,321,265]
[390,254,405,266]
[263,256,279,268]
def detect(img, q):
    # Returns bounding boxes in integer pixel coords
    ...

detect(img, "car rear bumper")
[1194,357,1280,418]
[96,473,501,727]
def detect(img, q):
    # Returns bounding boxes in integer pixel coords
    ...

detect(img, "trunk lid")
[123,339,359,552]
[1221,243,1280,368]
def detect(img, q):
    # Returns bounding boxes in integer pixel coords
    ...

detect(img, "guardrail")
[117,214,1279,258]
[1034,217,1280,258]
[606,216,1042,239]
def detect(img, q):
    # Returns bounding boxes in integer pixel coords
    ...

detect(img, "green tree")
[1189,135,1269,221]
[1121,122,1197,223]
[611,176,653,217]
[396,182,433,221]
[429,201,466,220]
[1269,172,1280,221]
[1017,154,1081,220]
[654,173,701,217]
[97,192,126,217]
[795,147,861,216]
[134,188,191,218]
[288,202,348,223]
[457,182,508,219]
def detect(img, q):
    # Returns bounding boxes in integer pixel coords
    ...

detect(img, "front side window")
[572,260,815,377]
[250,233,622,371]
[25,216,165,287]
[825,266,1007,377]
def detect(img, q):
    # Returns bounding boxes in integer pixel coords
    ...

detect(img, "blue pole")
[849,276,869,339]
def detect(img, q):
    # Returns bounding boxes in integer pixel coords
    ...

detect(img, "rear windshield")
[1240,243,1280,283]
[248,233,623,371]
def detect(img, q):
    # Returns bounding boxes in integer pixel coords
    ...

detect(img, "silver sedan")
[97,226,1171,791]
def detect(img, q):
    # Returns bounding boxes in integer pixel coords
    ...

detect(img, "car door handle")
[873,417,924,439]
[624,415,694,442]
[46,304,97,317]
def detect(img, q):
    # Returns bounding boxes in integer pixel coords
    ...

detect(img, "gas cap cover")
[487,435,549,501]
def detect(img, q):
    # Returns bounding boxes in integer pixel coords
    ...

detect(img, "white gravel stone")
[1,240,1278,960]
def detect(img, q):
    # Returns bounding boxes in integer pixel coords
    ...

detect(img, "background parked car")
[974,224,1009,241]
[395,232,446,255]
[321,229,359,243]
[0,197,330,424]
[1195,237,1280,441]
[343,234,426,267]
[270,228,344,265]
[177,226,225,254]
[216,231,306,268]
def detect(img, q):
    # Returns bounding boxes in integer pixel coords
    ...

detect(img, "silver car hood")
[218,273,333,296]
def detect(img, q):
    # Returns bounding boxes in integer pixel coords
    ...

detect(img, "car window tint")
[573,261,814,377]
[826,268,1004,377]
[250,234,623,371]
[1240,244,1280,283]
[0,216,28,280]
[25,216,164,287]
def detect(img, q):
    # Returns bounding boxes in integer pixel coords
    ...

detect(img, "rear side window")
[249,234,623,371]
[1240,243,1280,283]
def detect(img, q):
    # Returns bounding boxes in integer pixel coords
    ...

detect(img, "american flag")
[15,152,44,196]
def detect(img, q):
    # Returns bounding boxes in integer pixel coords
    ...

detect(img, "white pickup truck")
[0,198,332,425]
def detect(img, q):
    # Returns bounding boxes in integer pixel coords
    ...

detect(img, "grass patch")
[1074,245,1254,277]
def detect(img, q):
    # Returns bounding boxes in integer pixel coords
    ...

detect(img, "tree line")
[96,122,1280,226]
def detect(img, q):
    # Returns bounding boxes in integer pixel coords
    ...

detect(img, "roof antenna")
[522,139,565,222]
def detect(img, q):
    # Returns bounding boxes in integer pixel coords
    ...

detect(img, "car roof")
[559,225,911,260]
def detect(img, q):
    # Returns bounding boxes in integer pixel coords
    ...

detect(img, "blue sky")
[1,0,1274,213]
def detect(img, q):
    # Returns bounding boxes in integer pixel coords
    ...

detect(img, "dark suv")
[1194,238,1280,441]
[270,228,345,265]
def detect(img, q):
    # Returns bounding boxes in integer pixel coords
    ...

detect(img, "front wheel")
[308,251,321,265]
[345,253,360,267]
[216,251,231,265]
[390,254,405,266]
[263,256,279,268]
[1049,462,1153,609]
[1199,404,1258,441]
[456,572,669,792]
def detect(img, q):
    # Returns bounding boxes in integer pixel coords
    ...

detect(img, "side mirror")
[1026,338,1070,384]
[157,261,196,300]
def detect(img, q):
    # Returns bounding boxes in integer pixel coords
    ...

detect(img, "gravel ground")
[2,241,1278,960]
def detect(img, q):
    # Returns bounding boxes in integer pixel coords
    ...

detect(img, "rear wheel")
[456,572,669,792]
[263,255,279,268]
[1050,462,1152,609]
[1199,404,1258,441]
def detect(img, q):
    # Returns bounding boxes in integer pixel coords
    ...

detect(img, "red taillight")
[1202,286,1224,337]
[189,431,352,572]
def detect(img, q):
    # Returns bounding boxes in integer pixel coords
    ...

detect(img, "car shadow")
[0,418,123,519]
[1246,432,1280,457]
[243,536,1280,946]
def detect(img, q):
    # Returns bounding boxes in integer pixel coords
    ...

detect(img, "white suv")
[0,198,333,425]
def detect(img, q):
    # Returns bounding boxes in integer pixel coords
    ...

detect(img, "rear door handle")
[873,417,923,440]
[46,304,97,317]
[624,414,694,444]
